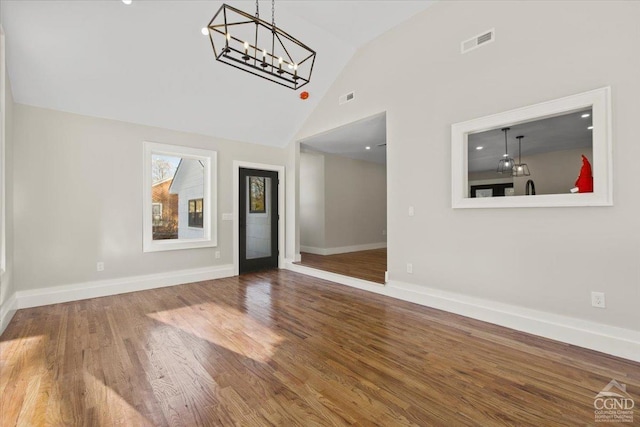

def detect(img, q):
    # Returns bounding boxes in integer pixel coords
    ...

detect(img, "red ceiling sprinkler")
[300,91,309,100]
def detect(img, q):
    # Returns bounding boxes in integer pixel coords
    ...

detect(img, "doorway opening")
[296,112,387,284]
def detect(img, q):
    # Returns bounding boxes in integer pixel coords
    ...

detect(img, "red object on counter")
[575,155,593,193]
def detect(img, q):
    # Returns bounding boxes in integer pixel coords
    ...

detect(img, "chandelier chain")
[255,0,259,18]
[272,0,275,27]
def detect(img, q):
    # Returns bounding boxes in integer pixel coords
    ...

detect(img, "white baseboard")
[285,259,385,291]
[300,242,387,256]
[0,292,18,336]
[284,261,640,362]
[15,264,234,310]
[386,280,640,363]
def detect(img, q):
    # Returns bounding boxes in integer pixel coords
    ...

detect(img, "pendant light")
[205,0,316,90]
[512,135,531,177]
[496,127,516,174]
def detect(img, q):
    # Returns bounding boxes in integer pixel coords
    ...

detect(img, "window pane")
[246,176,271,259]
[249,177,266,213]
[151,155,180,240]
[187,198,204,228]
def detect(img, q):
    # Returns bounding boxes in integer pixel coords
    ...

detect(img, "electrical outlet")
[591,291,606,308]
[384,271,389,282]
[408,206,415,217]
[215,251,221,259]
[382,229,387,236]
[406,263,413,274]
[96,262,104,272]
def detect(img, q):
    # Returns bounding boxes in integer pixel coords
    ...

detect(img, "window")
[451,87,612,208]
[143,141,217,252]
[152,203,163,226]
[188,198,203,228]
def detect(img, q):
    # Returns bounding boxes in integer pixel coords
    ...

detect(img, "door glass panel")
[246,176,271,259]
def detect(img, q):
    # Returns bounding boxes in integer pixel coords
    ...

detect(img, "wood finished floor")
[1,270,638,426]
[298,249,387,284]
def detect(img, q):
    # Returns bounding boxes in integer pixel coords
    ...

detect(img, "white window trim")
[143,141,217,252]
[451,87,613,208]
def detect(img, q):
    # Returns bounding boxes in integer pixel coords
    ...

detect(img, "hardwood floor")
[1,270,638,426]
[298,248,387,284]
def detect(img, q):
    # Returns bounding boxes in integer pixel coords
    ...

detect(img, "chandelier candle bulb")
[242,41,250,61]
[224,33,231,53]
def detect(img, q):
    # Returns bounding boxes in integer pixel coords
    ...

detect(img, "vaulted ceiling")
[1,1,435,147]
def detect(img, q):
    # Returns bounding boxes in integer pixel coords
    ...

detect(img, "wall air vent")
[339,91,355,105]
[461,29,495,54]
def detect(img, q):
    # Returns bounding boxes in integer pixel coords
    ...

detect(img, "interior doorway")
[239,168,279,273]
[296,112,387,284]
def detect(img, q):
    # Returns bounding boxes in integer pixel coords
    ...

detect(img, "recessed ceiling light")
[122,0,132,5]
[581,113,590,118]
[476,146,483,150]
[201,27,209,35]
[365,146,371,150]
[588,126,594,130]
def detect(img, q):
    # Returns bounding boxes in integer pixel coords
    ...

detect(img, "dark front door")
[239,168,279,274]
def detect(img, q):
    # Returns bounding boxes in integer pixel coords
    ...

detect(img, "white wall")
[300,150,386,253]
[299,151,325,249]
[0,31,15,313]
[293,1,640,331]
[12,104,285,292]
[324,153,386,249]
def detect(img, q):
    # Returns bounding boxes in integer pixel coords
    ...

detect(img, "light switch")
[408,206,415,216]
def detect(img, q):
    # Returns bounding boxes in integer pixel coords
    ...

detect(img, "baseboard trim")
[300,242,387,256]
[284,261,640,362]
[285,259,385,291]
[0,292,18,336]
[15,264,235,310]
[386,280,640,363]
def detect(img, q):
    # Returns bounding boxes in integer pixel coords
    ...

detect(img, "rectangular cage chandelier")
[205,1,316,90]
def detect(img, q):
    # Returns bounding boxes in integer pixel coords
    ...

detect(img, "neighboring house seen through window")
[189,198,203,228]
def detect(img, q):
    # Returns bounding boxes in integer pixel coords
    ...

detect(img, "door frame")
[233,161,285,276]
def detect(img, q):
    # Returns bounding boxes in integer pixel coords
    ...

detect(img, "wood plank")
[0,269,638,426]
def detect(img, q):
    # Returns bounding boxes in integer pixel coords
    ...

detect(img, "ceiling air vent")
[339,91,355,105]
[461,29,495,54]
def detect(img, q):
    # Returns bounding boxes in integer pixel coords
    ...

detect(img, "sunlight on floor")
[146,296,284,363]
[83,371,151,426]
[0,335,52,425]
